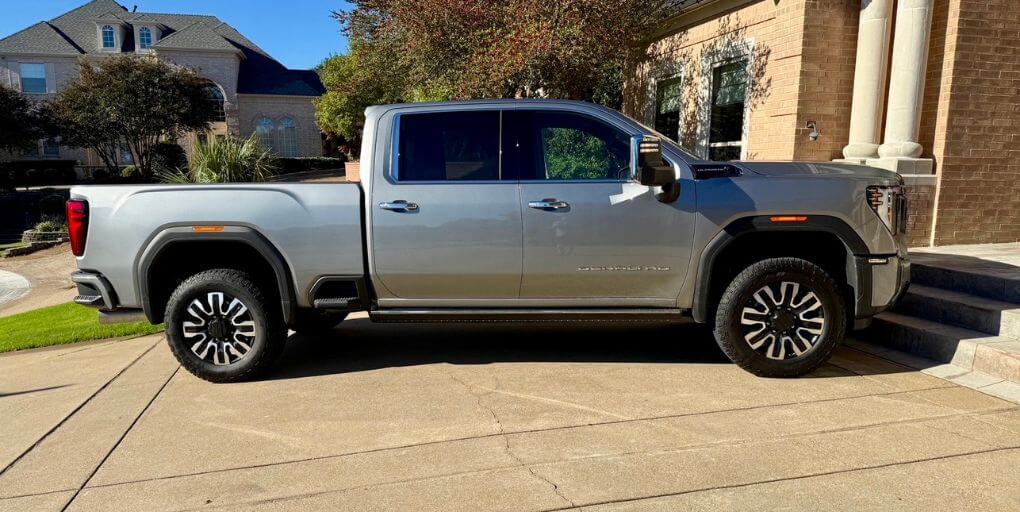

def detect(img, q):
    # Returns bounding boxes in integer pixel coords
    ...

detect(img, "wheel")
[713,257,846,378]
[165,269,287,383]
[292,310,348,335]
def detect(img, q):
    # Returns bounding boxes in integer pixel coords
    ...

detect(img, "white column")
[842,0,894,161]
[875,0,935,173]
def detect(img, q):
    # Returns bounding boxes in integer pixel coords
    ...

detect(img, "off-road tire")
[165,269,287,383]
[713,257,846,378]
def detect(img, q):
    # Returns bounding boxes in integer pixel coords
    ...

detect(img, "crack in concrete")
[448,371,577,508]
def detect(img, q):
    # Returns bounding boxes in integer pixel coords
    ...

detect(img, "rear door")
[369,108,523,301]
[510,109,694,303]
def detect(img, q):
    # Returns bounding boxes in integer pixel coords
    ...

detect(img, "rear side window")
[396,111,500,181]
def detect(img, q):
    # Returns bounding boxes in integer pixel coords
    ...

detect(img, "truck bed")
[69,183,365,309]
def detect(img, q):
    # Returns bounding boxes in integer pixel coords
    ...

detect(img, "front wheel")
[713,257,846,378]
[165,269,287,383]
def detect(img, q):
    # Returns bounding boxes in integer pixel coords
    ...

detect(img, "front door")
[370,109,523,301]
[511,109,695,303]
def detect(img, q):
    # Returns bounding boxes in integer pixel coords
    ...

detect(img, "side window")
[519,111,631,181]
[396,111,500,181]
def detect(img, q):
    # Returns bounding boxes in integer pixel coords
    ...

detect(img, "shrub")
[120,165,139,178]
[276,157,346,175]
[151,142,188,175]
[33,219,66,233]
[159,135,276,183]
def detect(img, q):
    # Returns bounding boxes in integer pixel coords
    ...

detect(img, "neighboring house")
[0,0,325,167]
[627,0,1020,247]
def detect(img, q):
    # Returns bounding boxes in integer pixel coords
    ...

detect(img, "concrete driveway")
[2,315,1019,511]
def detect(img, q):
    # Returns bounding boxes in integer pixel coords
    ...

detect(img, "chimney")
[132,5,138,12]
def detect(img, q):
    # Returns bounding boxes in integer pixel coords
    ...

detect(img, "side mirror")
[632,136,674,187]
[631,135,680,203]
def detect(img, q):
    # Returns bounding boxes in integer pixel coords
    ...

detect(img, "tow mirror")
[631,135,680,203]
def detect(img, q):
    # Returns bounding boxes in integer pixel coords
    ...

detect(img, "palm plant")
[158,135,277,183]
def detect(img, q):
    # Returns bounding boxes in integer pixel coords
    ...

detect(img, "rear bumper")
[71,271,117,310]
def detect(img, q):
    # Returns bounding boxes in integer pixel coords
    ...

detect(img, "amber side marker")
[769,216,808,223]
[192,226,225,233]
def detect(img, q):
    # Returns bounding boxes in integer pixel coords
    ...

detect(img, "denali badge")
[578,266,671,272]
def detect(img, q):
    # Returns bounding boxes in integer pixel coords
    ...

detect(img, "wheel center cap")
[208,318,229,339]
[772,310,795,332]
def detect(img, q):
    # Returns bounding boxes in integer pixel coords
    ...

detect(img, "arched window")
[138,27,152,49]
[255,117,274,150]
[101,25,116,49]
[278,117,298,157]
[204,85,225,122]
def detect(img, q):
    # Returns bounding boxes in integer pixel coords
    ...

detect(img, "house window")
[655,76,682,143]
[42,138,60,157]
[278,117,298,157]
[101,25,116,49]
[23,142,40,158]
[255,117,274,150]
[708,60,748,161]
[204,86,226,122]
[20,63,47,93]
[121,145,134,165]
[138,27,153,49]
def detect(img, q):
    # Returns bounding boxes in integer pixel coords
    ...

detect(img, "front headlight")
[866,185,907,234]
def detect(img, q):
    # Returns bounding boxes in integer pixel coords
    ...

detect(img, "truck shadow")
[268,317,908,381]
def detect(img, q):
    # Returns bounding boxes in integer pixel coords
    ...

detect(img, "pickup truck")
[68,100,910,382]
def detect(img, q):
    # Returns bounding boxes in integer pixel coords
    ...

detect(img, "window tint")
[516,111,631,181]
[655,76,682,143]
[20,63,46,93]
[397,111,500,181]
[708,60,747,161]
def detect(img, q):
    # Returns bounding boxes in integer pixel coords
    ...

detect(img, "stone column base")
[833,158,871,166]
[864,157,933,174]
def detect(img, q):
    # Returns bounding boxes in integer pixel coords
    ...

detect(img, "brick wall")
[930,0,1020,244]
[236,94,322,157]
[904,176,936,247]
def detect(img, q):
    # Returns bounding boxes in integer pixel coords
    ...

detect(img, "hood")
[733,161,901,181]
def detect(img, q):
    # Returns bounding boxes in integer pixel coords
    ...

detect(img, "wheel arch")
[692,215,868,324]
[135,226,297,325]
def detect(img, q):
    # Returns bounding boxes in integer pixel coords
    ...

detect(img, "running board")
[369,308,692,323]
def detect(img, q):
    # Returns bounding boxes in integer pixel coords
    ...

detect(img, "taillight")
[66,200,88,256]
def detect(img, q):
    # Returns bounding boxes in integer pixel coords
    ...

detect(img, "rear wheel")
[165,269,286,383]
[713,257,846,377]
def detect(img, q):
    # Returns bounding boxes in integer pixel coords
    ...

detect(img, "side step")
[369,308,692,323]
[313,297,361,310]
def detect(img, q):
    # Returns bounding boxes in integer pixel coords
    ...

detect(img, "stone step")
[892,284,1020,338]
[863,312,1020,385]
[910,257,1020,303]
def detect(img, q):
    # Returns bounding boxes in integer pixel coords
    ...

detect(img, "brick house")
[626,0,1020,247]
[0,0,325,168]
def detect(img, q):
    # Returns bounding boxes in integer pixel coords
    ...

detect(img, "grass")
[0,241,27,251]
[0,302,163,353]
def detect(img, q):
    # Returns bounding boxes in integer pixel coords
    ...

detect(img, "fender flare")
[135,226,297,325]
[691,215,870,323]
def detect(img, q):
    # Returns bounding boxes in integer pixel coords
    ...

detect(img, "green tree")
[49,56,217,176]
[317,0,668,156]
[0,84,47,154]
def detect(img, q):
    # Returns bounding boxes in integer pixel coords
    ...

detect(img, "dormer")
[133,24,163,54]
[94,15,127,52]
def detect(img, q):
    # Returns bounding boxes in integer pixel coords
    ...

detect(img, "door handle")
[528,199,570,210]
[379,200,419,212]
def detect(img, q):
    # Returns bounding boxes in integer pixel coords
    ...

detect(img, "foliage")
[0,302,163,353]
[317,0,668,156]
[158,136,277,183]
[38,194,66,217]
[276,157,346,174]
[48,56,217,177]
[0,85,49,154]
[0,161,77,190]
[120,165,140,178]
[33,218,66,233]
[151,142,188,176]
[542,128,628,180]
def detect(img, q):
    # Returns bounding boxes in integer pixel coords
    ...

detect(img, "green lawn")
[0,302,163,353]
[0,241,27,251]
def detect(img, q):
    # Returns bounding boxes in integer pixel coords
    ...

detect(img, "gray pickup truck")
[68,100,909,382]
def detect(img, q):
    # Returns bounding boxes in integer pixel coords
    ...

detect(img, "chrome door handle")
[528,199,570,210]
[379,200,419,212]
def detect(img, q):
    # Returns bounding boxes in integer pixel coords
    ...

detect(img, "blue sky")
[0,0,352,69]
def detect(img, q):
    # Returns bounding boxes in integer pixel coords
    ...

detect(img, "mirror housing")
[632,136,674,187]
